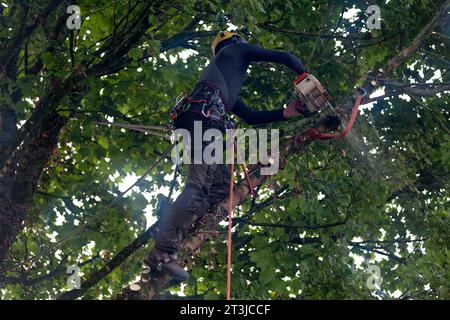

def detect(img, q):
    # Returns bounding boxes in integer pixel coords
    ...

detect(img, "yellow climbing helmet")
[211,31,242,56]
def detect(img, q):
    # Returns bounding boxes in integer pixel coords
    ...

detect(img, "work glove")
[283,99,313,119]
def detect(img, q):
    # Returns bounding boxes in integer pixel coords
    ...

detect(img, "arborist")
[145,31,336,281]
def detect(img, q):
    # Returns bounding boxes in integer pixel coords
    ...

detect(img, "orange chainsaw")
[292,72,366,143]
[293,72,334,114]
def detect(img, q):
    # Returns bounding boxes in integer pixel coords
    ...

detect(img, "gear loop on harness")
[170,82,233,131]
[201,102,209,118]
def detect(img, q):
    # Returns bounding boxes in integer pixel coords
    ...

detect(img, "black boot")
[145,203,194,282]
[144,247,189,281]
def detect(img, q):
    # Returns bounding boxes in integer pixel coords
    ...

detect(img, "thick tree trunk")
[0,111,68,264]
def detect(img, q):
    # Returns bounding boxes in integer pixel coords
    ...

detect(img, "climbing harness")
[169,82,235,131]
[168,91,189,130]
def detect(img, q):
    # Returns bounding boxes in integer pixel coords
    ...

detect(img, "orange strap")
[226,143,235,300]
[241,162,258,198]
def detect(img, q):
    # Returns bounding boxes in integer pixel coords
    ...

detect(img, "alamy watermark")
[66,265,81,289]
[365,264,382,290]
[170,121,280,175]
[366,5,381,30]
[66,5,81,30]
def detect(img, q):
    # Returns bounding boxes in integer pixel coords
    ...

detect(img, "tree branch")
[258,23,373,40]
[234,217,348,230]
[0,0,66,74]
[384,0,450,73]
[56,224,158,300]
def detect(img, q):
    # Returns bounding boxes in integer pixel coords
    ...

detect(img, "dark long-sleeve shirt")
[197,42,305,125]
[231,99,285,125]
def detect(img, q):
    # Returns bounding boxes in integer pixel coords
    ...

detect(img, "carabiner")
[182,102,190,112]
[175,91,187,105]
[201,103,209,118]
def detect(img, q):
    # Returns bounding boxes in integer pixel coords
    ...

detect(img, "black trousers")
[155,115,231,254]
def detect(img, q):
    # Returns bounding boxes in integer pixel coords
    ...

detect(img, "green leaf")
[98,136,109,149]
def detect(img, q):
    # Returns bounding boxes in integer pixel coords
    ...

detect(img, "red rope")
[226,142,236,300]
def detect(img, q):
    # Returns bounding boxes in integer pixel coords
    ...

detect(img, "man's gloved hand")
[283,99,313,119]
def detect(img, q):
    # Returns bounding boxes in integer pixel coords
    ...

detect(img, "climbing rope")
[226,139,237,300]
[94,121,171,139]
